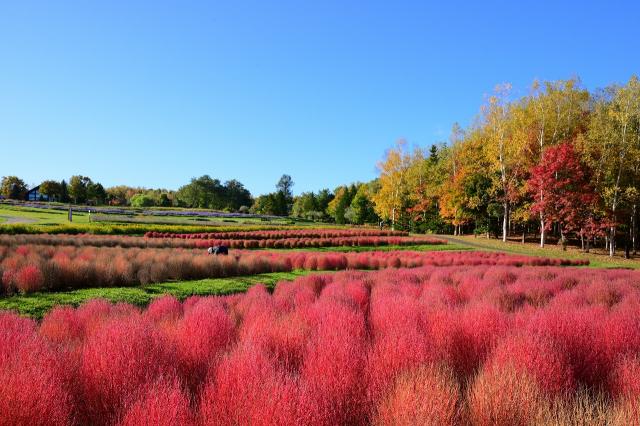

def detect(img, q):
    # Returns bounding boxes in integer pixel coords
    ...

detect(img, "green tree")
[273,191,289,216]
[276,174,294,199]
[251,193,278,215]
[176,175,225,209]
[275,174,294,214]
[348,183,379,224]
[316,189,334,217]
[60,180,69,203]
[130,193,157,207]
[159,193,172,207]
[292,192,320,219]
[86,182,107,205]
[328,185,357,224]
[586,76,640,256]
[39,180,62,201]
[1,176,28,200]
[223,180,253,211]
[68,175,92,204]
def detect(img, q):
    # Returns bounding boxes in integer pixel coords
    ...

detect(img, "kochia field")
[1,261,640,425]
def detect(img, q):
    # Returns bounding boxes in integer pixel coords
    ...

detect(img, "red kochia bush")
[14,265,44,293]
[145,228,410,240]
[175,299,235,392]
[80,317,177,425]
[374,364,460,426]
[199,343,300,426]
[609,356,640,399]
[39,305,84,345]
[485,333,575,396]
[0,244,589,294]
[119,377,194,426]
[145,295,183,324]
[3,262,640,425]
[1,232,441,251]
[0,312,74,426]
[467,365,547,426]
[300,302,368,425]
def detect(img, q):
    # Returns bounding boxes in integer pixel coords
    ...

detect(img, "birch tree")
[372,140,413,230]
[586,76,640,256]
[526,78,590,246]
[481,84,526,242]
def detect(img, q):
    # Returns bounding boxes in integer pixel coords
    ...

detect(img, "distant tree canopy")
[251,175,295,216]
[0,176,28,200]
[104,186,175,207]
[277,175,294,199]
[67,176,107,205]
[289,183,379,225]
[39,180,62,201]
[175,175,253,211]
[130,193,157,208]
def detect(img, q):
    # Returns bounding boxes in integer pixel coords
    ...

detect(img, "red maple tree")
[528,142,596,248]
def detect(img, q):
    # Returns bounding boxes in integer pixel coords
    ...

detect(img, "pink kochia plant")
[2,262,639,424]
[0,243,588,294]
[0,232,443,250]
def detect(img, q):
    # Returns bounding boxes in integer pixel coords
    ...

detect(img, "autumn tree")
[528,142,596,250]
[372,140,413,230]
[481,84,528,242]
[520,78,590,246]
[586,76,640,256]
[407,144,449,233]
[328,184,357,224]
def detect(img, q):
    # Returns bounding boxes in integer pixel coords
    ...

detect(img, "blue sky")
[1,0,639,195]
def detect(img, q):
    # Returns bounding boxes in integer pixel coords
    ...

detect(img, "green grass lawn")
[436,234,640,269]
[91,212,310,227]
[267,243,471,253]
[0,270,316,318]
[0,206,90,225]
[0,204,332,229]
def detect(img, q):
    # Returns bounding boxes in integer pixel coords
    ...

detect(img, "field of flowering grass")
[0,233,446,250]
[144,229,411,239]
[0,245,586,295]
[2,264,640,425]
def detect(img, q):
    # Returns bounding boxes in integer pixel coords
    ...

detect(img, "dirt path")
[435,234,497,250]
[0,216,38,225]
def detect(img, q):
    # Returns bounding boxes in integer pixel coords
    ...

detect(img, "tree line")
[0,175,254,212]
[4,74,638,252]
[370,75,640,257]
[0,176,107,205]
[1,170,383,224]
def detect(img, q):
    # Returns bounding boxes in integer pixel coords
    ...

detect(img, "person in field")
[207,245,229,255]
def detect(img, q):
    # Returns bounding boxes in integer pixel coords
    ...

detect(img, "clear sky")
[1,0,639,195]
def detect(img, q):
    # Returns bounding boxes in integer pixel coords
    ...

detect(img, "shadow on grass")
[0,270,314,319]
